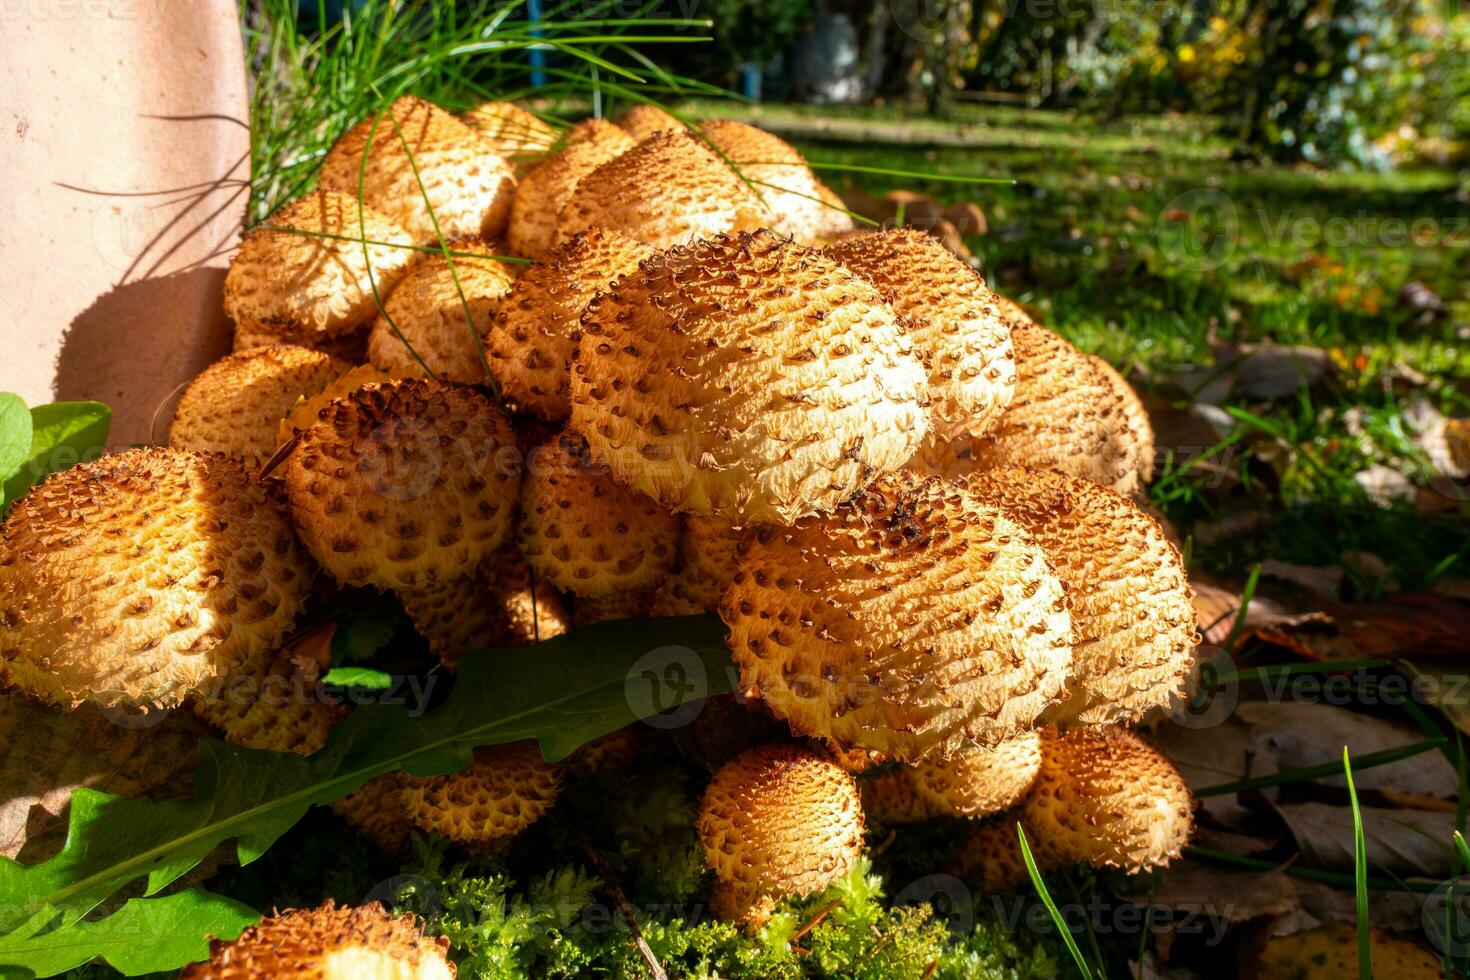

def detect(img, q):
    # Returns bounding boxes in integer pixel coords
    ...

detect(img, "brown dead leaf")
[1256,592,1470,661]
[1210,341,1334,400]
[1273,801,1454,877]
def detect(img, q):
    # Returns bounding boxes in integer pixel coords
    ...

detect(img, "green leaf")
[0,393,33,502]
[0,615,734,977]
[330,595,404,664]
[0,892,256,978]
[1344,747,1371,980]
[0,401,111,510]
[321,665,396,690]
[1016,825,1094,980]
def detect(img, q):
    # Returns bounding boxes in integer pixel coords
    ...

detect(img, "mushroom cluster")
[0,95,1201,947]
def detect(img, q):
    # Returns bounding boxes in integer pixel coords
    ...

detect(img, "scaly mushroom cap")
[649,516,744,616]
[170,346,348,469]
[1021,726,1193,874]
[400,741,562,844]
[278,364,397,446]
[701,119,853,242]
[0,448,310,710]
[963,468,1196,726]
[952,816,1031,892]
[696,744,863,925]
[1249,923,1443,980]
[234,321,371,363]
[914,321,1145,496]
[563,116,638,149]
[319,95,517,244]
[824,229,1017,442]
[722,471,1072,762]
[283,380,520,591]
[1088,355,1156,490]
[224,190,415,341]
[569,230,930,524]
[567,727,642,777]
[987,291,1036,329]
[554,131,765,249]
[460,101,556,161]
[616,103,686,141]
[490,229,654,419]
[507,137,635,259]
[180,900,454,980]
[519,434,679,596]
[399,548,571,670]
[366,242,517,383]
[866,732,1043,823]
[332,773,412,853]
[192,626,347,756]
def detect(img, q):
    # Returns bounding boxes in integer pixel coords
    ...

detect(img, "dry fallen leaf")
[1273,801,1455,877]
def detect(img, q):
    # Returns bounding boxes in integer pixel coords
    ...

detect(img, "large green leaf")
[0,393,32,501]
[0,615,735,977]
[0,400,111,510]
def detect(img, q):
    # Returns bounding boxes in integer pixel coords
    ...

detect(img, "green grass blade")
[1194,736,1445,797]
[1016,824,1094,980]
[1344,747,1371,979]
[1220,562,1262,654]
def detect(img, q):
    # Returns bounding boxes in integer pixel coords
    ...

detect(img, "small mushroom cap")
[824,228,1017,442]
[332,773,412,853]
[701,119,853,242]
[1248,923,1443,980]
[615,103,686,141]
[278,363,398,446]
[180,899,454,980]
[865,731,1043,824]
[192,626,347,756]
[399,547,571,671]
[507,137,634,259]
[963,468,1196,727]
[170,345,348,469]
[460,100,557,161]
[554,131,766,249]
[366,241,517,383]
[951,816,1032,892]
[0,448,310,710]
[914,321,1147,496]
[696,744,864,907]
[1021,726,1193,874]
[400,741,562,844]
[569,230,930,524]
[567,727,642,777]
[319,95,517,244]
[563,116,639,150]
[1088,354,1156,489]
[722,471,1072,762]
[649,516,744,616]
[518,434,679,596]
[224,190,416,340]
[283,379,520,591]
[489,229,654,419]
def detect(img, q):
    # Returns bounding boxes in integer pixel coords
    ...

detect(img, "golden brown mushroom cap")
[283,379,520,591]
[696,744,863,926]
[489,229,654,419]
[963,468,1195,726]
[180,900,454,980]
[507,137,635,259]
[615,103,686,141]
[170,345,348,469]
[649,515,744,616]
[952,816,1032,892]
[365,243,517,383]
[1021,726,1193,874]
[563,116,638,150]
[569,230,930,524]
[278,364,398,446]
[571,589,655,626]
[191,626,346,756]
[554,131,765,249]
[518,434,679,596]
[824,229,1017,442]
[864,731,1042,824]
[400,741,562,845]
[1088,354,1156,490]
[722,471,1072,762]
[701,119,853,242]
[0,448,310,710]
[224,190,415,341]
[332,773,412,853]
[398,547,571,671]
[319,95,517,244]
[915,321,1147,496]
[460,100,557,161]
